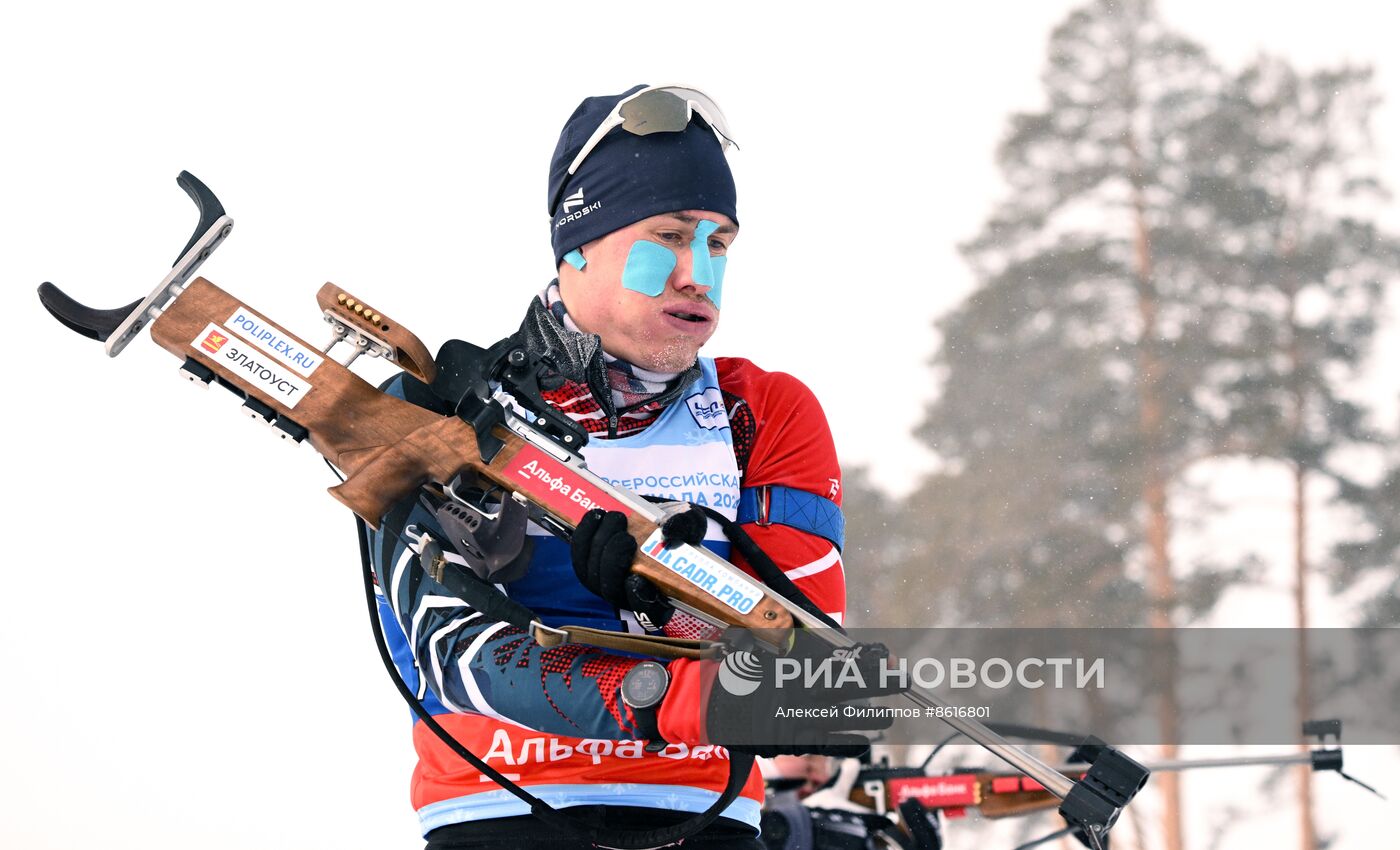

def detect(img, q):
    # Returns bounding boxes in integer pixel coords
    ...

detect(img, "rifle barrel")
[1106,753,1319,773]
[776,599,1079,800]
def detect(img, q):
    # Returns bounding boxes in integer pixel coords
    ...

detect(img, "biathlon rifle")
[847,720,1380,850]
[36,172,1149,848]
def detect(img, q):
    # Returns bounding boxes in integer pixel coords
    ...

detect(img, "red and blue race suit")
[367,354,847,836]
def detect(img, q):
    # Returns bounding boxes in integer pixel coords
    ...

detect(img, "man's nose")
[666,245,716,301]
[668,243,712,297]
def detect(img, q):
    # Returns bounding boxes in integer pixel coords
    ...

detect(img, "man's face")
[557,210,737,373]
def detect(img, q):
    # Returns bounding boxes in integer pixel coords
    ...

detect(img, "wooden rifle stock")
[149,276,793,636]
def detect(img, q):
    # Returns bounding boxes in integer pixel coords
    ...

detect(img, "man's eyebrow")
[662,212,738,235]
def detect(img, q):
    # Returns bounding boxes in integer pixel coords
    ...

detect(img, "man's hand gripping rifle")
[37,173,1148,848]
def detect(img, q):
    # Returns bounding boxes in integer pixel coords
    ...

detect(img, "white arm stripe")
[426,617,472,712]
[415,603,481,700]
[783,545,841,581]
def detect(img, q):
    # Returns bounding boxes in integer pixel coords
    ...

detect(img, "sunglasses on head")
[551,85,737,215]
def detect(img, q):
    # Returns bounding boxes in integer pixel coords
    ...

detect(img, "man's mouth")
[664,308,711,324]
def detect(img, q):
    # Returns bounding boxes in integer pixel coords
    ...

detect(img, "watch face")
[624,662,668,709]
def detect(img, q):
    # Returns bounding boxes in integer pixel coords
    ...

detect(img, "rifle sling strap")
[531,623,726,660]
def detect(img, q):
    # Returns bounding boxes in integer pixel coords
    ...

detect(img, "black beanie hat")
[548,84,738,267]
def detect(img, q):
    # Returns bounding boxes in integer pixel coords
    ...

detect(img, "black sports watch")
[621,660,670,752]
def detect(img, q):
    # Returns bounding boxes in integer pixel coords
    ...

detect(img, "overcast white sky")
[2,2,1395,849]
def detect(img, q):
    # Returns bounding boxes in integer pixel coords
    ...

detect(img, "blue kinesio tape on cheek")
[621,240,678,297]
[690,219,726,308]
[563,249,586,270]
[707,256,726,308]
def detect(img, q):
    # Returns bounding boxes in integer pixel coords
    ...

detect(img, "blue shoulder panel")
[736,485,845,552]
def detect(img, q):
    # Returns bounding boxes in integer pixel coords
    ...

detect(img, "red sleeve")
[716,357,847,625]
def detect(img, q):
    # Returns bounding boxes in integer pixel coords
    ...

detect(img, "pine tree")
[1334,458,1400,627]
[877,5,1396,846]
[907,3,1243,846]
[1185,57,1397,850]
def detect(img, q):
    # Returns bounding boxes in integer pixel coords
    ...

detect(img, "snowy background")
[2,1,1395,848]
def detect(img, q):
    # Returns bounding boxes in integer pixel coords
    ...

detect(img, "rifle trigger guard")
[425,479,533,583]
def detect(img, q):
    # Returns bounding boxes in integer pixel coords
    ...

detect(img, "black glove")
[571,507,706,632]
[694,634,905,758]
[570,509,637,606]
